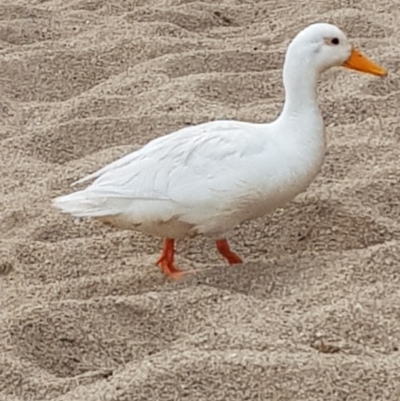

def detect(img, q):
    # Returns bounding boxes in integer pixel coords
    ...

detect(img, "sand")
[1,0,400,400]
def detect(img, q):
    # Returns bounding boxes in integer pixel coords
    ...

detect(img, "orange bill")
[342,48,387,77]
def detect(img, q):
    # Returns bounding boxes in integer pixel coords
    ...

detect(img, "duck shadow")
[179,197,392,296]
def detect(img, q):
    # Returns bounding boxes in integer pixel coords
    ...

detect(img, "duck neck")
[279,53,321,120]
[273,48,326,160]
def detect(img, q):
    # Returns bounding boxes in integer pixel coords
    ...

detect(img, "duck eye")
[331,37,339,45]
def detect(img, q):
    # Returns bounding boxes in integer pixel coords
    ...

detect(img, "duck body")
[53,23,386,278]
[55,112,325,240]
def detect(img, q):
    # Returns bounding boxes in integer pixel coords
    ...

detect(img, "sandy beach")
[1,0,400,400]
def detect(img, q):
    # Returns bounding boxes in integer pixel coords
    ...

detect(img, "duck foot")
[156,238,184,280]
[215,239,243,265]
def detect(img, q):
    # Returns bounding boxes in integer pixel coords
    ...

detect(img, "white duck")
[53,23,386,279]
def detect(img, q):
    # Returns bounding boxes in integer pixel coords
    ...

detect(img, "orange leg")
[155,238,184,280]
[215,239,243,265]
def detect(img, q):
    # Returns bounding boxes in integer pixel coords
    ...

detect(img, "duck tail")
[52,190,109,217]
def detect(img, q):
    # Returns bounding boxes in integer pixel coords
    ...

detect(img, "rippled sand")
[1,0,400,400]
